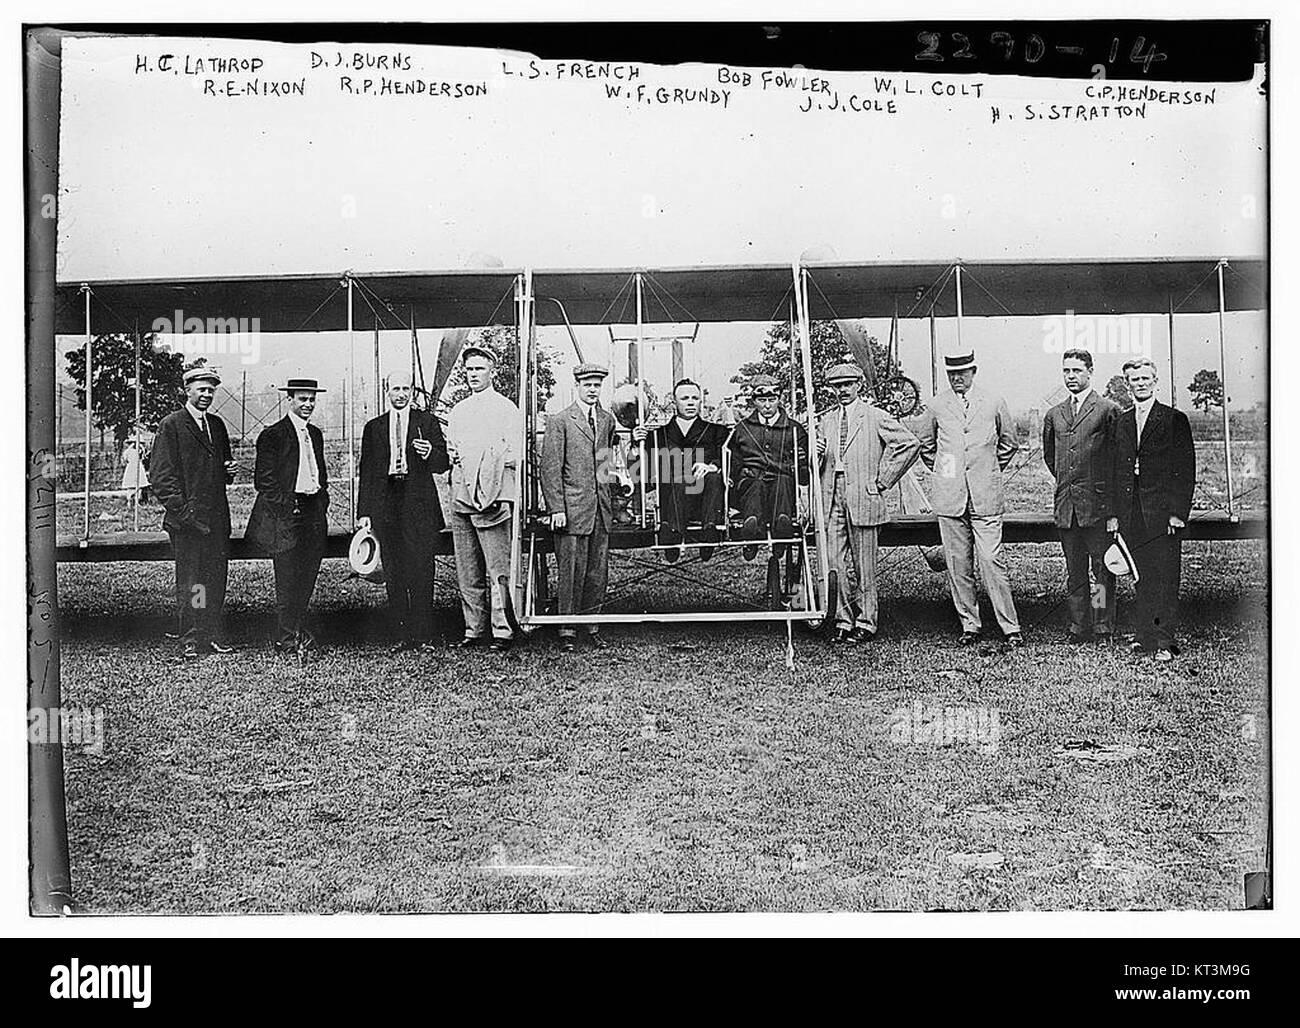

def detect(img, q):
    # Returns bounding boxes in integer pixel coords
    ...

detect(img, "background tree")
[732,320,891,413]
[438,324,556,408]
[1104,373,1134,410]
[64,332,187,447]
[1188,368,1225,413]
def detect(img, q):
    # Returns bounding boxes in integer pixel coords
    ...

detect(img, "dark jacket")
[148,406,232,539]
[727,410,810,488]
[246,415,330,554]
[356,407,450,532]
[1114,400,1196,531]
[643,416,730,492]
[1042,390,1120,528]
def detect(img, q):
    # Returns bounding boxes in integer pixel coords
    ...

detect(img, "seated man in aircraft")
[726,374,809,561]
[632,379,728,561]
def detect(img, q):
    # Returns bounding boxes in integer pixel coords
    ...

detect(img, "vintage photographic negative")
[25,21,1269,914]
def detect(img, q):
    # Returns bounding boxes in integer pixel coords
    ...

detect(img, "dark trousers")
[1060,518,1116,637]
[733,472,796,529]
[554,521,610,636]
[1131,489,1183,650]
[168,528,228,645]
[658,471,724,535]
[272,496,327,644]
[374,486,437,642]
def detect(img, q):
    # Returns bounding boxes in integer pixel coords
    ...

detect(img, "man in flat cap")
[540,363,619,652]
[357,368,449,653]
[727,374,809,561]
[631,378,728,561]
[445,344,521,652]
[815,362,921,643]
[149,364,237,660]
[247,378,330,654]
[914,352,1023,646]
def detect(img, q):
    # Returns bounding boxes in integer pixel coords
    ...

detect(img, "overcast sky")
[55,35,1267,412]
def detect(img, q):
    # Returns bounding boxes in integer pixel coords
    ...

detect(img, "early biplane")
[52,256,1267,633]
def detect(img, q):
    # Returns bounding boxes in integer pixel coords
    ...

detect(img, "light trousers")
[937,508,1020,635]
[450,512,514,640]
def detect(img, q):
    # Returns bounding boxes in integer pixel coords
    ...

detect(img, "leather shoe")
[698,545,715,561]
[560,637,576,653]
[208,639,234,654]
[959,632,980,646]
[740,515,761,541]
[389,640,417,654]
[851,626,876,643]
[181,640,202,661]
[662,546,679,564]
[586,633,608,650]
[834,628,858,644]
[456,636,484,649]
[1005,632,1024,648]
[489,637,513,653]
[773,513,794,539]
[742,543,759,561]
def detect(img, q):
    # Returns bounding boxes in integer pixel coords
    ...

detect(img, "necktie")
[1075,395,1082,419]
[588,406,597,435]
[962,394,970,414]
[396,411,406,474]
[201,414,211,442]
[838,405,850,460]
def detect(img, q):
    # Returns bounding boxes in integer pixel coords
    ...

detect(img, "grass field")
[55,534,1269,913]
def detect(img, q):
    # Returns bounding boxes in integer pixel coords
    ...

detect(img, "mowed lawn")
[55,537,1269,913]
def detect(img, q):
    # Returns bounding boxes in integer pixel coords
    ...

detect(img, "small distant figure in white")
[121,431,152,502]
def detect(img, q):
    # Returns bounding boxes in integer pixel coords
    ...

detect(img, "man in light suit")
[445,344,521,652]
[246,378,330,654]
[1043,348,1121,642]
[357,369,450,653]
[914,352,1023,646]
[1113,357,1196,662]
[540,363,619,652]
[815,363,921,643]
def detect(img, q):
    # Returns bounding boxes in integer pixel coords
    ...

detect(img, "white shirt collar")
[185,401,208,424]
[674,414,698,432]
[1071,386,1093,406]
[1134,395,1155,412]
[288,410,310,432]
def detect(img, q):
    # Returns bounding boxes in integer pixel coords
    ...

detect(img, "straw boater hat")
[1104,532,1140,581]
[278,378,327,393]
[348,525,385,583]
[944,351,977,372]
[183,366,221,387]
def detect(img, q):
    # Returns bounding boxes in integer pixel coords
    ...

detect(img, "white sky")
[55,35,1268,412]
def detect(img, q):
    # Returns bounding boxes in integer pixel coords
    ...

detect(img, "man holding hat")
[149,364,237,660]
[540,362,619,651]
[815,362,921,642]
[914,352,1023,646]
[445,343,520,651]
[727,374,809,561]
[1042,348,1122,642]
[357,369,449,653]
[247,378,330,653]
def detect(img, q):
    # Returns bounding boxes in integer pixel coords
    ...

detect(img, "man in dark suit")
[539,363,618,652]
[1113,357,1196,661]
[631,379,728,561]
[1042,348,1122,642]
[247,378,330,653]
[148,365,236,660]
[357,370,449,652]
[727,374,809,561]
